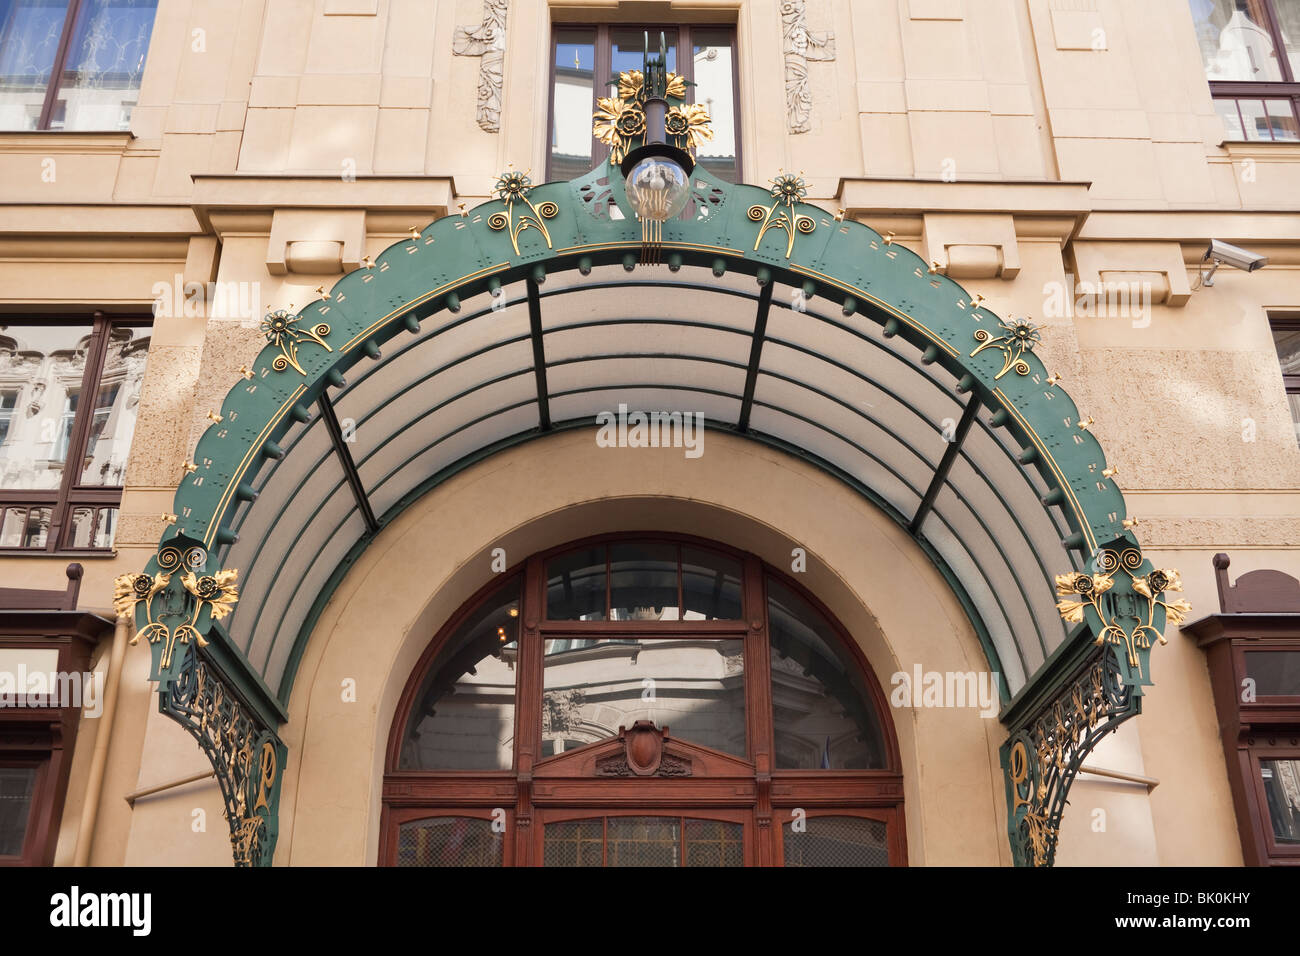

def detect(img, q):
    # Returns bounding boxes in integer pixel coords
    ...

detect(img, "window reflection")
[0,324,93,490]
[1191,0,1285,82]
[691,29,737,182]
[541,638,746,757]
[0,766,36,857]
[0,0,69,129]
[767,577,887,769]
[79,328,147,485]
[50,0,159,132]
[399,577,521,770]
[551,29,595,180]
[396,817,503,866]
[1260,758,1300,844]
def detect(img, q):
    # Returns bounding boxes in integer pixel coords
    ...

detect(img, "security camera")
[1200,240,1269,287]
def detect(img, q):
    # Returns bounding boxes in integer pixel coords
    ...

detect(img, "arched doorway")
[380,532,905,866]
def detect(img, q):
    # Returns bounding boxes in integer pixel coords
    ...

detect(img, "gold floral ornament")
[1054,549,1189,684]
[262,309,332,376]
[593,70,707,165]
[487,166,559,255]
[970,317,1042,380]
[593,96,646,165]
[666,103,713,155]
[748,172,816,259]
[114,557,240,674]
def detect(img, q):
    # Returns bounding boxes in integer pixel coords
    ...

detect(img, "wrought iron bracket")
[999,648,1138,867]
[159,648,286,867]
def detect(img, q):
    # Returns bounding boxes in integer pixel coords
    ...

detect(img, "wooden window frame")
[0,312,151,555]
[380,532,906,867]
[1186,554,1300,865]
[5,0,154,132]
[0,565,107,866]
[1200,0,1300,139]
[545,23,743,182]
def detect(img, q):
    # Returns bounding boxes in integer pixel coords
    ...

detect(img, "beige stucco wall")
[0,0,1293,865]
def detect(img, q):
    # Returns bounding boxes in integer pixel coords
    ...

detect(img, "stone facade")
[1,0,1296,867]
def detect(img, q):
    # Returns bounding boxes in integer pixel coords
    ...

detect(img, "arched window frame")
[382,532,906,867]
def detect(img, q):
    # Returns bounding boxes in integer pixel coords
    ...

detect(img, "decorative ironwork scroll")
[749,172,816,259]
[262,309,332,376]
[1054,546,1190,689]
[1002,651,1136,867]
[161,649,286,867]
[970,317,1041,380]
[781,0,836,133]
[488,168,558,255]
[453,0,508,132]
[114,539,239,683]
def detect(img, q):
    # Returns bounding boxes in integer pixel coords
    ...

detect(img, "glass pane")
[79,327,148,485]
[0,323,94,490]
[541,637,746,756]
[610,28,677,95]
[1277,0,1300,77]
[48,0,158,131]
[782,816,889,867]
[0,766,36,857]
[1245,651,1300,696]
[1238,98,1272,140]
[0,505,50,547]
[684,818,743,866]
[551,28,595,180]
[1190,0,1285,81]
[691,28,737,181]
[767,576,887,769]
[682,545,743,620]
[397,576,521,770]
[65,505,116,548]
[1214,97,1245,140]
[1264,98,1300,140]
[0,0,69,130]
[1287,391,1300,445]
[1260,758,1300,844]
[607,816,680,867]
[1272,326,1300,375]
[0,388,16,445]
[396,817,503,866]
[544,818,603,866]
[546,545,606,620]
[610,540,678,620]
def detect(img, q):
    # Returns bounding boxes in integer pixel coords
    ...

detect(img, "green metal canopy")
[114,161,1187,868]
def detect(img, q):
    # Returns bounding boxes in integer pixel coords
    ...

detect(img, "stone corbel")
[922,213,1021,280]
[1071,240,1191,309]
[266,209,365,276]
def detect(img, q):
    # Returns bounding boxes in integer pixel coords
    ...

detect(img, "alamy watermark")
[152,273,263,322]
[595,403,704,459]
[1043,273,1153,327]
[890,665,1000,719]
[0,666,102,717]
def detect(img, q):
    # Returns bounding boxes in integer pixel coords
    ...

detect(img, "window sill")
[0,131,133,156]
[1222,140,1300,159]
[0,549,118,559]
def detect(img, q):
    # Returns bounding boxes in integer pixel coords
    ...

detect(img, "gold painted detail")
[1054,551,1190,681]
[969,316,1041,380]
[114,546,239,673]
[162,652,281,867]
[1007,656,1132,867]
[488,168,558,255]
[262,309,333,375]
[592,69,712,165]
[748,172,816,259]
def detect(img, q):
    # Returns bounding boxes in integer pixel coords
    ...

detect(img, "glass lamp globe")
[625,155,691,223]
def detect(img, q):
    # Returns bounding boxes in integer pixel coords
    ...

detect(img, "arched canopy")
[131,163,1165,720]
